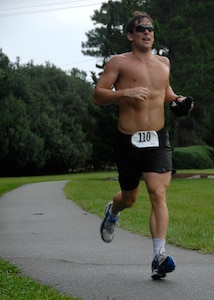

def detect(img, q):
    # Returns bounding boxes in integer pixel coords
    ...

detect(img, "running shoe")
[100,201,119,243]
[151,252,176,280]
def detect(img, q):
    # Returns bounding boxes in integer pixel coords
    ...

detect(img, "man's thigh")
[143,171,171,192]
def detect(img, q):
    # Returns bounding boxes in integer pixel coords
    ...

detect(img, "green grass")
[0,174,83,300]
[167,179,214,252]
[0,170,213,299]
[0,259,80,300]
[64,170,214,254]
[0,174,74,197]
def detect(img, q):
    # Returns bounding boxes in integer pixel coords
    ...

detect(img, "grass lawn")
[0,169,213,299]
[63,170,214,254]
[0,259,80,300]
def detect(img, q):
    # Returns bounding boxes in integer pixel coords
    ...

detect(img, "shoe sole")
[151,272,166,280]
[100,202,114,243]
[100,216,113,243]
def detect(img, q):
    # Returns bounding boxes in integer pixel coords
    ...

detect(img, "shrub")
[172,145,214,169]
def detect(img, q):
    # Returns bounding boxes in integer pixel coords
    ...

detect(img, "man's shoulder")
[106,53,131,67]
[154,54,170,65]
[109,52,131,61]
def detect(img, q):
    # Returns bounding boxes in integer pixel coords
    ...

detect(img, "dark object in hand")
[170,96,194,117]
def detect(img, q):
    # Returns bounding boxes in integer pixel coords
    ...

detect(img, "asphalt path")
[0,181,213,300]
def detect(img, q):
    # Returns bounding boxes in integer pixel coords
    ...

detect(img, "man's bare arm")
[93,57,124,105]
[164,84,178,103]
[93,57,150,106]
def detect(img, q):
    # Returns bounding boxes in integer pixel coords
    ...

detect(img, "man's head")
[125,11,154,49]
[125,11,154,34]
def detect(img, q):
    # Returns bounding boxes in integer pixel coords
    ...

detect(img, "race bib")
[131,131,159,148]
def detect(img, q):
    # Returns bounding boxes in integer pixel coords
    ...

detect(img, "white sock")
[153,238,166,259]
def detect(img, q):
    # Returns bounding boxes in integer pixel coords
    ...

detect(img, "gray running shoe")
[100,201,119,243]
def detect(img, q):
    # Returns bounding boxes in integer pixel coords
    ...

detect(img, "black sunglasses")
[135,25,154,33]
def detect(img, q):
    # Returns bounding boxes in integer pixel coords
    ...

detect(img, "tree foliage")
[146,0,214,146]
[0,50,95,175]
[82,0,214,149]
[1,1,214,175]
[82,0,145,68]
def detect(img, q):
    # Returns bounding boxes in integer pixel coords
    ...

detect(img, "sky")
[0,0,105,80]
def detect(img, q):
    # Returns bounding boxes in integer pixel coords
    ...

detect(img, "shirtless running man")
[93,11,193,280]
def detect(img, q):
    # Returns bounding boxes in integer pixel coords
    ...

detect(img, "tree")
[23,63,95,173]
[82,0,145,70]
[0,50,96,175]
[0,94,45,175]
[82,0,214,149]
[0,51,46,175]
[145,0,214,146]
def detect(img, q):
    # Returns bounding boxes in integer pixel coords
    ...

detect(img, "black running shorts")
[115,128,172,191]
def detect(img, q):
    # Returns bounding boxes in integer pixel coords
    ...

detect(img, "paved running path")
[0,181,213,300]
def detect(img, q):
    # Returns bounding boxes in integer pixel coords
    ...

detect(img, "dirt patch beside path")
[172,173,214,179]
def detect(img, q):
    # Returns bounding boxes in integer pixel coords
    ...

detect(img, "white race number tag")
[131,131,159,148]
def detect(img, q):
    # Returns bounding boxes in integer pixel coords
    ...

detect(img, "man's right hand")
[125,87,150,101]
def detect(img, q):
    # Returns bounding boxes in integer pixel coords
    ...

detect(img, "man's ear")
[127,32,133,42]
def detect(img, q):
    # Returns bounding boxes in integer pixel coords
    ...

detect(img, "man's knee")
[122,188,138,208]
[149,187,165,197]
[148,186,166,204]
[124,198,136,208]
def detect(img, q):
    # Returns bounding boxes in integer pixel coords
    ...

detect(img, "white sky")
[0,0,104,80]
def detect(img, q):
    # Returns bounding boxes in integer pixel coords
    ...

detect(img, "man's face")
[129,17,155,50]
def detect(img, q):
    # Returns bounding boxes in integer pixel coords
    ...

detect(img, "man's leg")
[144,172,170,240]
[143,172,175,279]
[100,186,139,243]
[112,187,139,214]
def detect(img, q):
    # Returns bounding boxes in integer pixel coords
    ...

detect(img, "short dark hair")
[125,11,153,34]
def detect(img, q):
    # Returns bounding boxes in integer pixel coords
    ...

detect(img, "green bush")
[172,145,214,169]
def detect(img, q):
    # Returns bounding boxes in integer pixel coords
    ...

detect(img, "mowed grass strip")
[63,170,214,254]
[0,259,80,300]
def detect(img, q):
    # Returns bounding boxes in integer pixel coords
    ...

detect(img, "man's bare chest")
[119,58,168,86]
